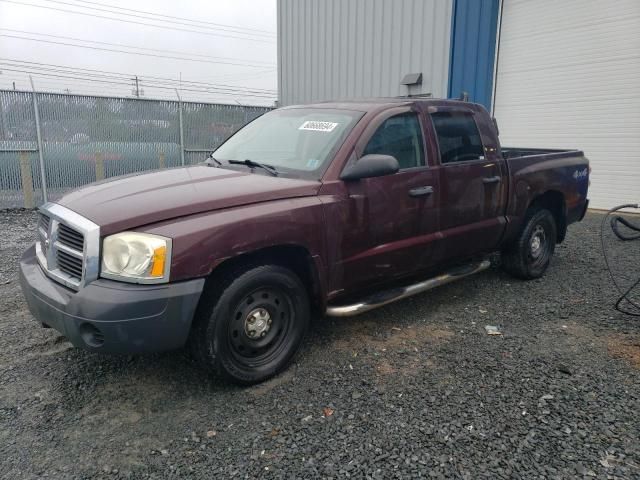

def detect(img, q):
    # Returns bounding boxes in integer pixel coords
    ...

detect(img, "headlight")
[101,232,171,284]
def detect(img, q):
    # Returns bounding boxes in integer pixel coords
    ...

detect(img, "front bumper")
[19,245,205,353]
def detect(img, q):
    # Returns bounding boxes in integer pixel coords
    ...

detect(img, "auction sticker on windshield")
[299,121,339,132]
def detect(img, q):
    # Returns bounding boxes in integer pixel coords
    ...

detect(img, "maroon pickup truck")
[20,98,589,383]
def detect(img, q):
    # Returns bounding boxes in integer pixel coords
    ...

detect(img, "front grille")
[58,223,85,252]
[35,203,100,290]
[56,249,83,279]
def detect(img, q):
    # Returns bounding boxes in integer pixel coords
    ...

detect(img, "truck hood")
[57,165,321,235]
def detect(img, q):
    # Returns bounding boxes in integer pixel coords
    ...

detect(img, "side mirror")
[340,154,399,181]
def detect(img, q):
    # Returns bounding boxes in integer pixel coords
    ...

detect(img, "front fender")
[141,197,327,282]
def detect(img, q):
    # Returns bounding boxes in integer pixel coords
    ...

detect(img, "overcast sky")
[0,0,277,105]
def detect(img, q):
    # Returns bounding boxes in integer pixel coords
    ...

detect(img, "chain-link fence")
[0,89,271,209]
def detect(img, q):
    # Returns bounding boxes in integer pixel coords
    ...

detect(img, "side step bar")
[325,259,491,317]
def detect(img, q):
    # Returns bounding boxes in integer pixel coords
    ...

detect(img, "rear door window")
[363,113,425,169]
[430,112,485,164]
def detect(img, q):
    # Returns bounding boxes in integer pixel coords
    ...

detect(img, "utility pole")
[12,81,16,90]
[132,75,140,98]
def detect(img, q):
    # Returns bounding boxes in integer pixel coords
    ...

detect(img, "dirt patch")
[331,321,451,378]
[248,366,296,396]
[376,359,396,376]
[561,321,595,338]
[607,334,640,368]
[383,324,454,349]
[332,320,454,354]
[375,355,436,378]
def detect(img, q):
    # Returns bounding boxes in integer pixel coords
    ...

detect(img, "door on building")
[493,0,640,209]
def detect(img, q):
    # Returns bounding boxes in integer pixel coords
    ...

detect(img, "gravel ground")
[1,209,639,479]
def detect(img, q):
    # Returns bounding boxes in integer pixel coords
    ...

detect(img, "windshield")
[212,108,364,178]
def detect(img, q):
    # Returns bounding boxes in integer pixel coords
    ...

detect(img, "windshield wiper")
[228,159,278,176]
[204,154,222,167]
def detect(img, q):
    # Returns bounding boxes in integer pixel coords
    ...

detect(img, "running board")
[325,259,491,317]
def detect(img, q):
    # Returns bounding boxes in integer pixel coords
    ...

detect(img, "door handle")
[482,175,501,184]
[408,186,434,197]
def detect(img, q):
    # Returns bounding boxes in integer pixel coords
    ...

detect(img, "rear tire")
[501,208,557,280]
[189,264,310,385]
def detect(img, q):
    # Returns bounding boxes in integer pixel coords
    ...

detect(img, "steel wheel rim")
[227,287,293,367]
[528,224,549,267]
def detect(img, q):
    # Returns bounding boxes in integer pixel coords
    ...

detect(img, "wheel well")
[529,191,567,242]
[207,245,323,312]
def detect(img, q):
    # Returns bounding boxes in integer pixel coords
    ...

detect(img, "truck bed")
[499,146,589,246]
[501,147,583,161]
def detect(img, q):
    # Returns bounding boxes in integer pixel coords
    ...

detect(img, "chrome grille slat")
[58,234,84,251]
[56,251,81,269]
[57,223,85,251]
[56,257,82,275]
[35,203,100,291]
[56,250,83,278]
[53,241,83,258]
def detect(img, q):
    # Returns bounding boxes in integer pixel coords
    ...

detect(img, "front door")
[327,109,440,295]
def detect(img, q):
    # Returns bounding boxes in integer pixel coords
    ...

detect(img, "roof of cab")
[280,97,483,113]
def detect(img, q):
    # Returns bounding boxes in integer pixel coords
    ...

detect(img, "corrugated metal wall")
[278,0,453,106]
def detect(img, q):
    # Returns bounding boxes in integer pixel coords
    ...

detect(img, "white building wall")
[277,0,454,106]
[493,0,640,210]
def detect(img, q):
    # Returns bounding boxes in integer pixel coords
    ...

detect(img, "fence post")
[95,151,105,181]
[19,151,35,209]
[0,93,7,140]
[158,151,166,169]
[29,76,48,204]
[175,89,185,166]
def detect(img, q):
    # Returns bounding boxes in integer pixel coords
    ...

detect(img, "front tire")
[501,208,557,280]
[190,264,310,384]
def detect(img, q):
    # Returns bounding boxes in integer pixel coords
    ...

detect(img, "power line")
[1,69,277,98]
[3,74,128,91]
[3,74,269,104]
[0,0,277,43]
[178,68,277,83]
[6,79,133,96]
[1,69,131,86]
[0,28,275,67]
[0,33,276,68]
[2,72,271,102]
[0,59,277,93]
[2,82,271,104]
[2,67,278,100]
[38,0,276,37]
[58,0,276,35]
[0,67,277,99]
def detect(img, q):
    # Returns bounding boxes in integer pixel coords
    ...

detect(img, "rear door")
[427,108,507,260]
